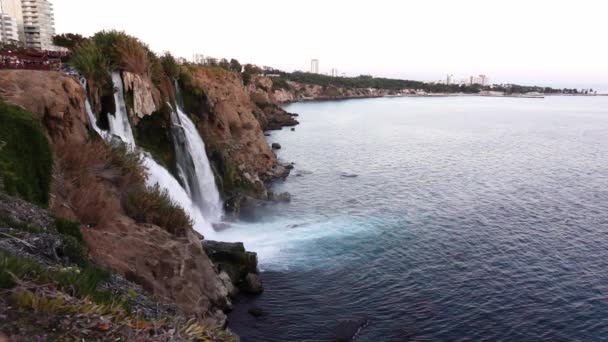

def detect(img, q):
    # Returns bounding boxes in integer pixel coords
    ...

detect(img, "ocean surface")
[219,96,608,341]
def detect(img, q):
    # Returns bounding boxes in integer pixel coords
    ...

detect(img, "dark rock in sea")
[202,240,262,295]
[268,163,292,179]
[285,164,295,170]
[269,191,291,203]
[291,128,295,131]
[248,307,266,318]
[264,133,271,137]
[271,142,282,150]
[330,317,369,342]
[243,273,264,295]
[212,222,232,232]
[295,170,313,177]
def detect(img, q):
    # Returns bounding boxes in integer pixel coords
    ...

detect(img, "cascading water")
[170,84,223,223]
[107,72,135,145]
[79,78,107,139]
[79,72,217,238]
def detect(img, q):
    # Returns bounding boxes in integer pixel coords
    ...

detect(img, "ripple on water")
[225,96,608,341]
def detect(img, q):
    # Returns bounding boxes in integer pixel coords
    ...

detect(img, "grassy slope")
[0,101,53,206]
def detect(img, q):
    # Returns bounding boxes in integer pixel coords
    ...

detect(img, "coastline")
[277,92,608,105]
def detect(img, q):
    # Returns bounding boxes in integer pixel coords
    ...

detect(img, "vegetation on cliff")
[0,194,237,341]
[0,101,53,206]
[56,139,193,235]
[251,68,580,95]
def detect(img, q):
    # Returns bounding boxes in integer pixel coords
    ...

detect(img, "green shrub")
[53,265,112,303]
[0,251,47,288]
[54,218,83,242]
[59,235,88,267]
[122,184,193,236]
[133,106,178,178]
[160,53,180,79]
[106,142,146,188]
[0,101,53,206]
[0,251,114,304]
[272,77,291,91]
[0,214,43,234]
[71,39,108,85]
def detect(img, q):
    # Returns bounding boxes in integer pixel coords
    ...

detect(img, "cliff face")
[247,75,299,130]
[0,70,89,145]
[250,75,389,104]
[0,70,230,326]
[180,67,291,211]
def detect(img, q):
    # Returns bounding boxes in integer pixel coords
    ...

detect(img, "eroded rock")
[0,70,89,145]
[202,240,262,295]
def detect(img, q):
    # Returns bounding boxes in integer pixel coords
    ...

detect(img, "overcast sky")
[53,0,607,88]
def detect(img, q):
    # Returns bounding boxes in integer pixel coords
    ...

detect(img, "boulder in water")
[243,273,264,295]
[271,142,282,150]
[331,317,369,342]
[202,240,262,295]
[248,307,266,318]
[269,191,292,203]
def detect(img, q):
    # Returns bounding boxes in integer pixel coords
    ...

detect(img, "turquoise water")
[222,96,608,341]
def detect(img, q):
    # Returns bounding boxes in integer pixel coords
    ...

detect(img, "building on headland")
[204,57,218,65]
[446,74,454,85]
[0,12,18,43]
[192,53,204,64]
[470,74,490,86]
[310,58,319,74]
[192,53,219,66]
[0,0,59,50]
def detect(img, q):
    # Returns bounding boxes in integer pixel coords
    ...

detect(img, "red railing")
[0,48,69,71]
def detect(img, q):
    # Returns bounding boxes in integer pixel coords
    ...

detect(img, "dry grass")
[55,141,145,225]
[122,184,193,237]
[115,37,150,77]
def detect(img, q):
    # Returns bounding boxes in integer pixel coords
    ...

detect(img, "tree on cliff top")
[229,59,242,73]
[53,33,86,50]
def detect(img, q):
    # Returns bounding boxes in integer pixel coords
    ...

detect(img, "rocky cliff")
[0,70,232,328]
[0,70,89,145]
[178,66,293,213]
[248,75,389,104]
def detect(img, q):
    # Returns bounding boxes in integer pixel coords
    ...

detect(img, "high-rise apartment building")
[0,0,58,50]
[0,12,18,43]
[446,74,454,85]
[192,53,204,64]
[311,59,319,74]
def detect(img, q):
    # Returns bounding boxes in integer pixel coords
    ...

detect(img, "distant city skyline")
[49,0,607,88]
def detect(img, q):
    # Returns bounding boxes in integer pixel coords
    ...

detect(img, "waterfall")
[79,78,107,139]
[169,86,223,223]
[107,72,135,145]
[142,155,216,238]
[79,72,217,238]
